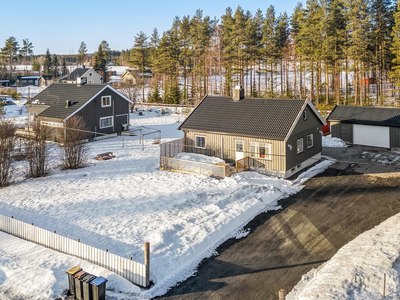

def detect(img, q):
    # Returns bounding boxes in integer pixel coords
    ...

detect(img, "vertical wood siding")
[0,214,149,288]
[390,127,400,148]
[185,131,286,172]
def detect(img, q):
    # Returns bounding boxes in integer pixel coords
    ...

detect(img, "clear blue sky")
[1,0,304,55]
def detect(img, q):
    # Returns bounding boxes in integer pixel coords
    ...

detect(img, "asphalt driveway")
[156,145,400,300]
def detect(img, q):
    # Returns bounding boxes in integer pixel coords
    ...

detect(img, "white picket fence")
[0,214,149,288]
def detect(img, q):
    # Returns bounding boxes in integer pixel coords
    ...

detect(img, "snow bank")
[322,136,348,148]
[287,213,400,300]
[175,152,225,164]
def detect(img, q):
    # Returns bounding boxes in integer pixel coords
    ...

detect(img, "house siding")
[331,121,353,143]
[390,127,400,148]
[75,88,129,136]
[286,106,322,171]
[184,130,286,172]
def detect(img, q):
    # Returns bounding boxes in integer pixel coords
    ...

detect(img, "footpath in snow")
[0,107,333,299]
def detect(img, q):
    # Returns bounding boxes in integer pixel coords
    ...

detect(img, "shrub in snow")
[0,119,16,187]
[25,122,53,178]
[58,116,89,170]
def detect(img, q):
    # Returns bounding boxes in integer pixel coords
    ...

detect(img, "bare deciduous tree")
[58,116,89,170]
[25,122,52,178]
[0,119,16,187]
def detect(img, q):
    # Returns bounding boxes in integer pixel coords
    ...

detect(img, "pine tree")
[390,0,400,98]
[52,54,59,77]
[129,32,149,102]
[43,48,52,75]
[371,0,395,104]
[77,41,87,66]
[1,37,19,79]
[276,12,290,96]
[345,0,371,105]
[93,44,107,73]
[221,7,236,95]
[291,3,305,97]
[100,40,111,64]
[20,38,34,66]
[262,6,277,97]
[62,57,68,76]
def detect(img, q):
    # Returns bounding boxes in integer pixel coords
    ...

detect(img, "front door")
[235,140,244,161]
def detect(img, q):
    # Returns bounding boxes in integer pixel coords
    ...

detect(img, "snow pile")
[3,98,28,127]
[322,136,347,148]
[287,213,400,300]
[293,158,336,186]
[361,151,400,165]
[175,152,225,164]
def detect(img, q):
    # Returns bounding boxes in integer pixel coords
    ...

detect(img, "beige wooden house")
[178,89,326,178]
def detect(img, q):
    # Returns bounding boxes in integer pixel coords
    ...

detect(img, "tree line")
[125,0,400,106]
[3,0,400,107]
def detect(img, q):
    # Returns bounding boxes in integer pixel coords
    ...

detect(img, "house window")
[195,136,206,148]
[307,134,314,149]
[249,141,271,160]
[100,116,113,129]
[297,138,304,154]
[303,110,307,120]
[235,140,244,152]
[101,96,111,107]
[89,73,93,76]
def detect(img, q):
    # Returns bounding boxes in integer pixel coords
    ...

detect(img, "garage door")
[353,124,390,148]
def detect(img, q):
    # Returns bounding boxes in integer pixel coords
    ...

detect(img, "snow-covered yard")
[0,106,335,299]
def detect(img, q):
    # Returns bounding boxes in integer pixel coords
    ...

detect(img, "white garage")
[353,124,390,148]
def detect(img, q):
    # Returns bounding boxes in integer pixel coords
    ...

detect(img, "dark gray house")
[178,91,326,178]
[327,105,400,149]
[15,75,44,87]
[26,83,132,139]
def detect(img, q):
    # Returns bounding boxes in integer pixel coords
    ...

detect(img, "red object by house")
[322,121,331,136]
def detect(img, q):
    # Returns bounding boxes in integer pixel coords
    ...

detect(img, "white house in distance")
[58,66,103,84]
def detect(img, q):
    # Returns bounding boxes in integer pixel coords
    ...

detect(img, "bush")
[25,122,52,178]
[0,120,16,187]
[58,116,89,169]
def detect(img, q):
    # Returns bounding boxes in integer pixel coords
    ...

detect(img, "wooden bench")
[95,152,115,160]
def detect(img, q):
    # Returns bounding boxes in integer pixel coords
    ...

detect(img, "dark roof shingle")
[28,83,106,119]
[327,105,400,127]
[179,96,308,140]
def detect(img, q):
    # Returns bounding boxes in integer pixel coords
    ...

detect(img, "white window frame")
[297,138,304,154]
[101,95,111,107]
[195,135,206,149]
[249,141,272,160]
[307,133,314,149]
[235,140,244,152]
[100,116,113,129]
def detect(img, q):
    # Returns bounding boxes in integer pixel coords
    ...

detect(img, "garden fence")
[0,214,150,288]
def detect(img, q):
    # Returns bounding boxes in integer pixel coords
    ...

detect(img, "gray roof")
[179,96,312,140]
[61,68,94,82]
[28,83,106,119]
[327,105,400,127]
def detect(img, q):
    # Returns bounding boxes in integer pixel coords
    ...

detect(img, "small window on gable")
[101,96,111,107]
[195,136,206,148]
[297,138,304,154]
[307,134,314,149]
[89,73,93,76]
[303,110,307,120]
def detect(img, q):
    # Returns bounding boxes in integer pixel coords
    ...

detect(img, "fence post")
[383,273,386,298]
[279,289,286,300]
[145,242,150,287]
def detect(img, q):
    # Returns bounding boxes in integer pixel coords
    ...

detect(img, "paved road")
[156,146,400,300]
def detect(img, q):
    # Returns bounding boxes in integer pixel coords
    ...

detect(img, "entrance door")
[235,140,244,161]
